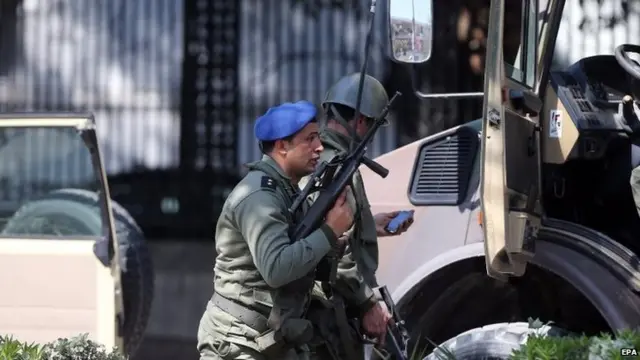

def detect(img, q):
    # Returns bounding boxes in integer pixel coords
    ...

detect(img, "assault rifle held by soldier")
[288,91,400,245]
[289,91,400,284]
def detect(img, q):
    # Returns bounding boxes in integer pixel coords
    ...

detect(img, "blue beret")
[254,101,317,141]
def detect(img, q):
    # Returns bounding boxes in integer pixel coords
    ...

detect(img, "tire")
[1,188,154,356]
[424,322,566,360]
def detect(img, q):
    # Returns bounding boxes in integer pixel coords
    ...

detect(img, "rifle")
[379,285,410,360]
[289,90,400,234]
[288,91,401,282]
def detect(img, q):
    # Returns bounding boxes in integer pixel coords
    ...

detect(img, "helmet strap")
[328,104,362,142]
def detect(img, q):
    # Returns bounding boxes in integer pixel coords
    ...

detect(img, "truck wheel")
[424,322,566,360]
[1,188,154,356]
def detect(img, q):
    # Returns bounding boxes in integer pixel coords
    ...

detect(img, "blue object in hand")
[385,210,414,234]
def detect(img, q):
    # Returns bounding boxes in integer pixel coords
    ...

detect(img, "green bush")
[0,334,126,360]
[511,329,640,360]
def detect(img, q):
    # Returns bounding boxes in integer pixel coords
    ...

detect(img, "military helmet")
[322,73,389,120]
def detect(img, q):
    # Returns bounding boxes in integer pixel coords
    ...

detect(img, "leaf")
[528,317,545,329]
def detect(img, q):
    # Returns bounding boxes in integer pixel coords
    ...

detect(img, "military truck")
[365,0,640,357]
[0,114,154,357]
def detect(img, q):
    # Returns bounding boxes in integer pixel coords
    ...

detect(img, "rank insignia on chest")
[261,176,277,190]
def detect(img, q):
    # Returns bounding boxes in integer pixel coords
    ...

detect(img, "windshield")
[504,0,540,88]
[0,127,101,237]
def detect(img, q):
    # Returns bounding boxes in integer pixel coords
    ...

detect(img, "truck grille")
[409,128,478,205]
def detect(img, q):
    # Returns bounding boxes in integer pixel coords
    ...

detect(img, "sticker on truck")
[549,110,562,138]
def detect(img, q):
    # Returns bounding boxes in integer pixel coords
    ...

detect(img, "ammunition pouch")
[276,318,314,345]
[212,292,294,356]
[267,275,316,347]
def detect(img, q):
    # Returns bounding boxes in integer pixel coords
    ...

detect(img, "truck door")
[481,0,544,278]
[0,114,124,352]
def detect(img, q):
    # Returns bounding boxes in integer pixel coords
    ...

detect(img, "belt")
[212,292,270,333]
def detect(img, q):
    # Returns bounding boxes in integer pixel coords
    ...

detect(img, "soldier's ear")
[353,115,368,131]
[354,114,367,126]
[274,139,289,155]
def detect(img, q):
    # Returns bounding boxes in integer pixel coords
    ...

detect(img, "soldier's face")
[283,122,323,177]
[354,115,371,138]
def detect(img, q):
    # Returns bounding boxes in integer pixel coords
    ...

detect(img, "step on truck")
[366,0,640,358]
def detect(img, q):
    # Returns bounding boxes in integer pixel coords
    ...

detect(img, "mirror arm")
[414,91,485,99]
[352,0,377,130]
[409,63,484,99]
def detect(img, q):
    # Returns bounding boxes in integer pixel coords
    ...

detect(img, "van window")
[0,127,101,237]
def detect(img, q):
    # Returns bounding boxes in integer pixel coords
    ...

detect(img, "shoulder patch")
[261,176,277,191]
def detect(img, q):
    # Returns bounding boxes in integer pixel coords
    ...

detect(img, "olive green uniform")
[303,129,380,359]
[198,155,339,360]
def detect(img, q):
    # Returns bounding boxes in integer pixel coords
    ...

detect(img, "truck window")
[0,127,102,237]
[504,0,538,88]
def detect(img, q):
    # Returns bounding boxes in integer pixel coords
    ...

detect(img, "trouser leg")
[630,145,640,219]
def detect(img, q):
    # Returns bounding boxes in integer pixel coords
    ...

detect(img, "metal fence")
[235,0,394,166]
[555,0,640,68]
[0,0,184,176]
[0,0,635,236]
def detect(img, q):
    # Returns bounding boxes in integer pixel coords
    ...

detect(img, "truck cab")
[366,0,640,357]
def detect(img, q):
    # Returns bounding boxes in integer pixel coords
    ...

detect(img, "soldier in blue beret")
[197,101,354,360]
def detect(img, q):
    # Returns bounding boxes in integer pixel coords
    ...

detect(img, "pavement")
[134,336,198,360]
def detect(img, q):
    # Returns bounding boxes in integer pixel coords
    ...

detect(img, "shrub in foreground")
[0,334,125,360]
[511,329,640,360]
[4,327,640,360]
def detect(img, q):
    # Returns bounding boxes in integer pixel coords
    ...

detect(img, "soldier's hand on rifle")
[361,303,392,345]
[325,188,354,244]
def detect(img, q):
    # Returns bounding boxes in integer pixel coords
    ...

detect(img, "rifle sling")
[331,295,359,360]
[320,142,367,359]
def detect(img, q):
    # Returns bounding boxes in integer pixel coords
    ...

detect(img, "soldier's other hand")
[326,187,354,238]
[375,210,414,237]
[361,303,392,345]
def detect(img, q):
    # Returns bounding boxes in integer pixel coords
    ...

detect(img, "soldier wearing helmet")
[303,73,415,359]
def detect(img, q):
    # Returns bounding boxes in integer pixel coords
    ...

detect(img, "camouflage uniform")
[198,102,339,360]
[304,73,390,359]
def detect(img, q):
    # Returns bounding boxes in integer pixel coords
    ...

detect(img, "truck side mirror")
[388,0,433,64]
